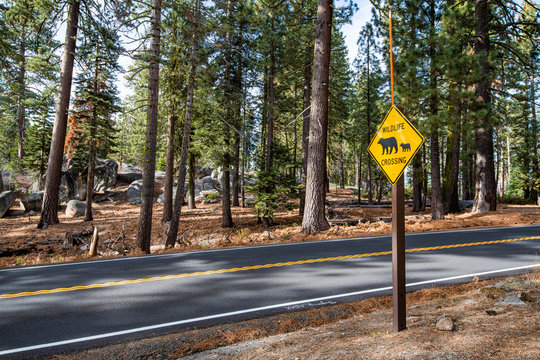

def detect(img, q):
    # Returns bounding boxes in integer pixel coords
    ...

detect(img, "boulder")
[155,170,166,181]
[157,183,202,205]
[20,192,44,212]
[117,172,142,185]
[0,191,17,217]
[60,158,118,202]
[65,200,86,217]
[200,176,220,191]
[196,166,213,179]
[126,179,143,203]
[0,171,16,191]
[94,158,118,192]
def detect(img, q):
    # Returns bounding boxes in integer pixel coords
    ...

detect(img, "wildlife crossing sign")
[368,105,425,184]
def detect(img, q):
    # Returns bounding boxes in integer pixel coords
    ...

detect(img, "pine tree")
[38,0,80,229]
[302,0,333,234]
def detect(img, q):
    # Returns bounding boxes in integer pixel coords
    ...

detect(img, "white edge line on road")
[1,263,538,356]
[2,224,539,273]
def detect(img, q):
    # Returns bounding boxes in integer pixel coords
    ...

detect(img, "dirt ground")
[1,184,539,268]
[50,272,540,360]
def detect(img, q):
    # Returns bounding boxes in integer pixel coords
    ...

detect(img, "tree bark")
[472,0,497,213]
[446,107,462,213]
[429,0,444,220]
[17,42,26,171]
[299,43,312,216]
[85,53,100,222]
[137,0,162,253]
[356,150,362,203]
[165,0,199,246]
[38,0,80,229]
[188,151,196,209]
[412,151,424,211]
[162,113,176,222]
[530,74,539,205]
[232,132,240,206]
[221,0,234,228]
[301,0,332,234]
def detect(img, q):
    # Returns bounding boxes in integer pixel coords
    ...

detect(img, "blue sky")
[340,0,373,64]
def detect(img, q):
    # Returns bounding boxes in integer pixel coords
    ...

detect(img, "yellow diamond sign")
[368,106,425,184]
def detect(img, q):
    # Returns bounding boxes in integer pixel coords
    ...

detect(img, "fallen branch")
[89,226,99,256]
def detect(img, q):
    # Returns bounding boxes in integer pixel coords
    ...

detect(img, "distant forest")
[0,0,538,252]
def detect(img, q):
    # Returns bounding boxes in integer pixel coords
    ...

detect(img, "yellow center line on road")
[1,235,539,300]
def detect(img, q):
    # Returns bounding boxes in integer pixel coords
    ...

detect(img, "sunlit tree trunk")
[137,0,162,252]
[302,0,332,234]
[38,0,80,229]
[472,0,497,213]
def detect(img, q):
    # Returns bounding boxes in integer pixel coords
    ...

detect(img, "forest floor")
[0,175,539,267]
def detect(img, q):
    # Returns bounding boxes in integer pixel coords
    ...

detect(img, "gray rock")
[495,296,527,306]
[93,158,118,192]
[117,172,143,184]
[154,170,166,181]
[126,179,143,203]
[0,171,16,191]
[200,176,220,191]
[20,192,43,212]
[435,316,455,331]
[0,191,18,217]
[494,277,535,291]
[458,200,474,210]
[65,200,86,217]
[60,158,118,201]
[196,166,213,179]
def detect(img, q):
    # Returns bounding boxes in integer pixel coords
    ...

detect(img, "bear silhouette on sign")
[400,143,411,152]
[378,137,398,155]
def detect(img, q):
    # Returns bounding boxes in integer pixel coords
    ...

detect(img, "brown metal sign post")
[389,10,406,332]
[368,9,422,333]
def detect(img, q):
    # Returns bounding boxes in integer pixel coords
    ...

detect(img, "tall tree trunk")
[162,113,176,222]
[38,0,80,229]
[165,0,199,246]
[412,151,424,211]
[188,151,196,209]
[447,106,462,213]
[472,0,497,213]
[137,0,162,252]
[366,38,373,205]
[299,43,312,216]
[220,0,234,228]
[232,132,240,206]
[85,53,100,222]
[429,0,444,220]
[530,74,539,205]
[302,0,332,234]
[422,143,428,209]
[17,42,26,171]
[356,150,362,203]
[338,143,345,188]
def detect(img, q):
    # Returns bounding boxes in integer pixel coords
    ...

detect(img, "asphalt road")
[0,225,539,358]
